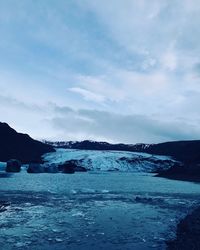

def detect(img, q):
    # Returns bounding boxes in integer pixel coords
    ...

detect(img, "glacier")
[43,149,179,172]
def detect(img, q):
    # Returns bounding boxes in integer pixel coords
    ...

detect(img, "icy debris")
[101,190,109,193]
[14,241,31,248]
[24,203,32,207]
[71,189,77,194]
[72,211,85,217]
[23,234,30,238]
[52,228,61,233]
[6,238,16,243]
[97,232,105,235]
[55,238,64,242]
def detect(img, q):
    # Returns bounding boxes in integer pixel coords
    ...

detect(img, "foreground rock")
[60,161,75,174]
[74,165,87,172]
[6,159,21,172]
[58,160,87,174]
[167,207,200,249]
[44,164,59,173]
[26,161,87,174]
[27,163,59,173]
[27,163,45,173]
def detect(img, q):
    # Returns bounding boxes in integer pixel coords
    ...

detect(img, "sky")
[0,0,200,143]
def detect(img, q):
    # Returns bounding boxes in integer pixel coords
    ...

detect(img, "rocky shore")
[157,173,200,183]
[167,207,200,250]
[156,164,200,249]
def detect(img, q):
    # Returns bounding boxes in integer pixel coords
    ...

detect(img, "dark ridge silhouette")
[0,122,55,163]
[44,140,151,152]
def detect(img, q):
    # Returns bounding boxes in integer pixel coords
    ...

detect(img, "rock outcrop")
[27,163,45,173]
[61,162,75,174]
[58,160,87,174]
[167,207,200,249]
[44,164,59,173]
[6,159,21,172]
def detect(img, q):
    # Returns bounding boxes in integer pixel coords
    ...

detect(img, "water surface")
[0,171,200,250]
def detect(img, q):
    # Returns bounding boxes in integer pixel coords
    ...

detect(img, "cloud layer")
[51,105,200,143]
[0,0,200,143]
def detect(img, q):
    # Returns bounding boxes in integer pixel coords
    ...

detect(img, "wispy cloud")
[69,87,106,103]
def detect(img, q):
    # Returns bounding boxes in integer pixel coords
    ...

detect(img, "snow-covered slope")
[43,149,180,172]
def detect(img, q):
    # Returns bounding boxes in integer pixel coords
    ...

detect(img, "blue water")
[0,171,200,250]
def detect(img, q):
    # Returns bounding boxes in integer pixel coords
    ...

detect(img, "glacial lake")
[0,171,200,250]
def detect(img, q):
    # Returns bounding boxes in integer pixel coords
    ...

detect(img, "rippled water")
[0,171,200,250]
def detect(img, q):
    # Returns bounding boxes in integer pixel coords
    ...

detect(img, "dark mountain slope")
[145,141,200,181]
[145,140,200,164]
[0,122,55,163]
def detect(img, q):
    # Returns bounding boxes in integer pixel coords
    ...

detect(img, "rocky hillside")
[0,122,55,163]
[144,140,200,164]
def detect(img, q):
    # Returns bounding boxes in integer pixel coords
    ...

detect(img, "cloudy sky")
[0,0,200,143]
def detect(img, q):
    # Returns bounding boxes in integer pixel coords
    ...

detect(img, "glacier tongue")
[43,149,179,173]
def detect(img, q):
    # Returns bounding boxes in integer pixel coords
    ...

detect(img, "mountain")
[144,140,200,164]
[44,140,152,152]
[0,122,55,163]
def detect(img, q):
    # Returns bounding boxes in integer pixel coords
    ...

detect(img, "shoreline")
[156,173,200,183]
[155,174,200,249]
[166,207,200,249]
